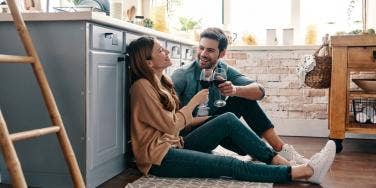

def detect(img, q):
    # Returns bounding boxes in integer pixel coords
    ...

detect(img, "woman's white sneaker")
[307,140,336,184]
[279,144,309,165]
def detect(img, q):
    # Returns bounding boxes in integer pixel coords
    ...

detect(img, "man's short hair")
[200,27,228,52]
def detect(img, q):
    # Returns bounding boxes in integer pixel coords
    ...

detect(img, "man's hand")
[218,81,237,96]
[218,82,265,100]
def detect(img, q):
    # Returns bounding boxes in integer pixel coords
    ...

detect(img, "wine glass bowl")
[213,76,226,87]
[199,69,213,89]
[213,68,227,107]
[197,69,213,116]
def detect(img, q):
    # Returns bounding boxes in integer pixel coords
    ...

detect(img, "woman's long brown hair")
[128,36,180,111]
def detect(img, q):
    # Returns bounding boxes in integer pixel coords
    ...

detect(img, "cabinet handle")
[104,32,113,39]
[104,33,119,45]
[373,50,376,61]
[118,57,125,62]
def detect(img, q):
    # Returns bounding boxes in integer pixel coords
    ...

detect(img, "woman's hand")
[187,89,209,108]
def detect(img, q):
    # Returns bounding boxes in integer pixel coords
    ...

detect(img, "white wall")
[367,0,376,29]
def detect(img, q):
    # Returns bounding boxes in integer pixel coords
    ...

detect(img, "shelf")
[349,91,376,98]
[346,123,376,134]
[348,66,376,72]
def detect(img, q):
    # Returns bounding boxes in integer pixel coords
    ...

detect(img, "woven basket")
[304,45,332,89]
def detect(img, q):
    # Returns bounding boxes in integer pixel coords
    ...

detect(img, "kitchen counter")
[0,11,195,45]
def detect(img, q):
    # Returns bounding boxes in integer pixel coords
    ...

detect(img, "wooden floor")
[98,136,376,188]
[1,136,375,188]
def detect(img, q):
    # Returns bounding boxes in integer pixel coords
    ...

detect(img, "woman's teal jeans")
[149,112,292,183]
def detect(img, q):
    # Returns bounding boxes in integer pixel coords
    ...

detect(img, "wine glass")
[197,69,212,116]
[199,69,213,89]
[213,68,227,107]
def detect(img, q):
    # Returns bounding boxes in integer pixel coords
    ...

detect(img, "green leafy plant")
[179,17,201,31]
[143,18,153,28]
[69,0,81,5]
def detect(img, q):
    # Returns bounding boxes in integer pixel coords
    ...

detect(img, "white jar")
[266,29,277,45]
[110,0,123,20]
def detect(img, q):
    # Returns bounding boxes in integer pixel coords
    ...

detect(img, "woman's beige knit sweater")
[130,79,193,175]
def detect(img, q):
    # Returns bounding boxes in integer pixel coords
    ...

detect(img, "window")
[161,0,372,45]
[227,0,291,45]
[166,0,222,31]
[300,0,362,44]
[227,0,363,45]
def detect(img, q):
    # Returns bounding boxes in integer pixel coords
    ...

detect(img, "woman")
[129,36,335,184]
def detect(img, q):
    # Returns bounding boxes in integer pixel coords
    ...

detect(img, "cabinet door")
[87,51,125,183]
[166,41,182,76]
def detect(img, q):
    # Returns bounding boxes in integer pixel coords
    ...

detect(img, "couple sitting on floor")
[128,28,336,184]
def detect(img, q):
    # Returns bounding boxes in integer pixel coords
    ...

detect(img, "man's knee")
[228,97,258,107]
[219,112,238,120]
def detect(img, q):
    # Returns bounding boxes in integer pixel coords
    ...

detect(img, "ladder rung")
[10,126,61,142]
[0,54,35,64]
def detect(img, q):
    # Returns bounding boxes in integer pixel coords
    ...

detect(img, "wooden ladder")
[0,1,85,187]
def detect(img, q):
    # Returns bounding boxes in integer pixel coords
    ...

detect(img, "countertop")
[0,11,195,45]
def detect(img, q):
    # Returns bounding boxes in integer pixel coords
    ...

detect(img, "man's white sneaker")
[278,144,309,165]
[307,140,336,184]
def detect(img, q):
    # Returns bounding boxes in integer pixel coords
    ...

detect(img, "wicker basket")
[304,45,332,89]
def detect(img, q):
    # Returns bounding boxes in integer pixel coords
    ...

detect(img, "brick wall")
[224,47,329,120]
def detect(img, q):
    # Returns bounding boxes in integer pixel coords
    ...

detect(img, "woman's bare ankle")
[271,154,290,165]
[291,165,314,180]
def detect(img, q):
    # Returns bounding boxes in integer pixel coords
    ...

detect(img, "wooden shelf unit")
[329,35,376,152]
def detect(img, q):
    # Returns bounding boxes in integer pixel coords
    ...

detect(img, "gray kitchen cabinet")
[86,51,125,187]
[166,41,182,76]
[181,44,195,66]
[0,21,126,188]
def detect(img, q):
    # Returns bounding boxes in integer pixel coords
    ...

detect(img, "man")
[171,27,308,164]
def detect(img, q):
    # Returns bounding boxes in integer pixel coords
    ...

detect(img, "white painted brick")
[228,49,329,121]
[289,67,299,74]
[303,104,328,112]
[265,88,279,96]
[268,96,290,103]
[269,52,292,59]
[269,67,291,74]
[257,74,280,82]
[265,81,290,89]
[304,89,327,97]
[289,81,304,89]
[308,111,328,119]
[278,103,290,111]
[289,96,313,104]
[234,60,250,68]
[289,111,307,119]
[288,103,304,111]
[244,67,269,74]
[248,52,267,60]
[232,52,248,59]
[278,89,302,96]
[260,59,280,67]
[280,59,298,67]
[246,75,257,80]
[313,96,328,103]
[267,111,289,119]
[225,59,236,66]
[280,74,299,81]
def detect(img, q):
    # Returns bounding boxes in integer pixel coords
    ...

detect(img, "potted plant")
[179,17,201,32]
